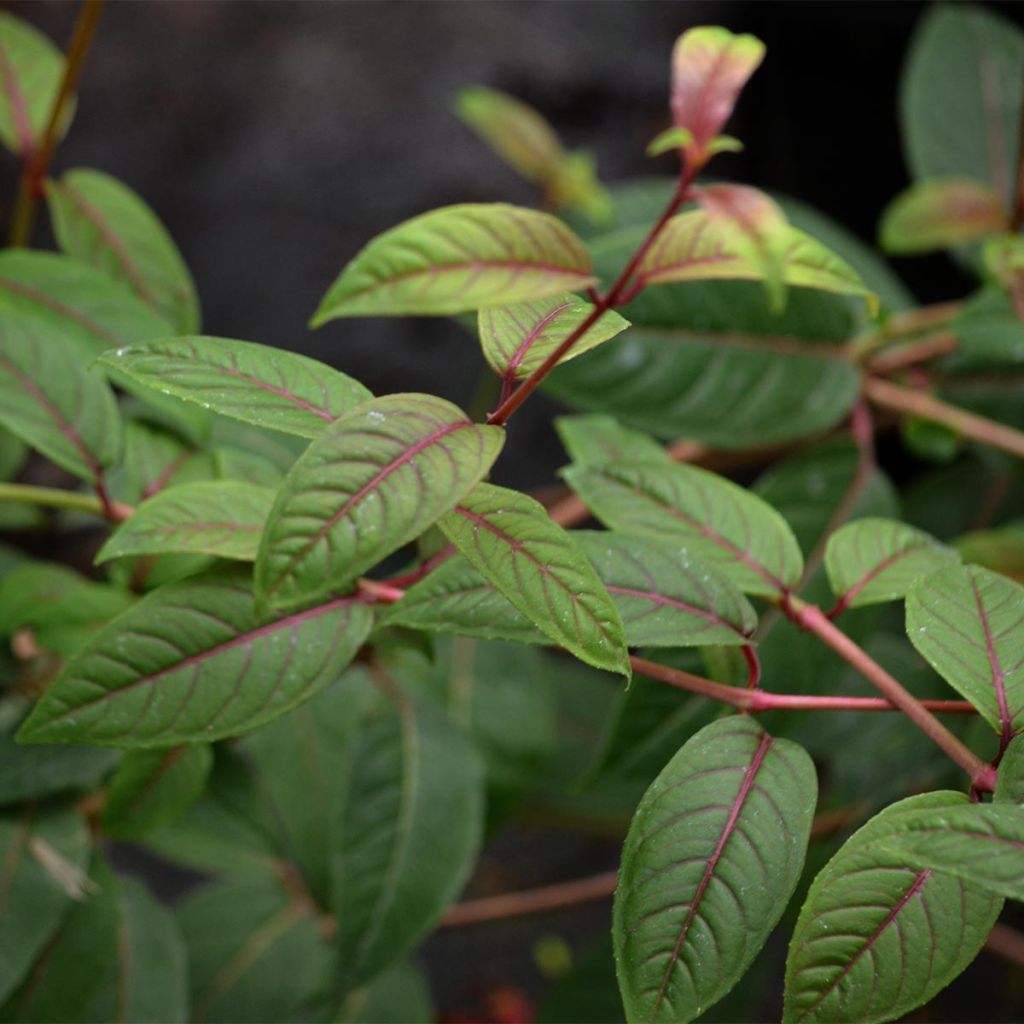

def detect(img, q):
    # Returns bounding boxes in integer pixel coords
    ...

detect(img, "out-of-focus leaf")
[0,313,121,482]
[439,483,630,676]
[178,876,332,1024]
[996,733,1024,804]
[879,179,1008,253]
[955,519,1024,581]
[0,429,24,482]
[335,960,433,1024]
[0,12,68,157]
[670,26,765,167]
[824,518,959,608]
[312,204,595,321]
[102,744,213,840]
[97,481,274,564]
[0,727,116,807]
[0,804,91,1003]
[906,563,1024,734]
[564,460,803,597]
[901,5,1024,209]
[100,336,372,439]
[947,288,1024,371]
[47,168,200,333]
[784,792,1004,1024]
[18,569,373,747]
[614,717,816,1024]
[478,295,628,380]
[256,394,503,610]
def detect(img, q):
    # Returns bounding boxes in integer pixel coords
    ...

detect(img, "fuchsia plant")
[2,4,1024,1022]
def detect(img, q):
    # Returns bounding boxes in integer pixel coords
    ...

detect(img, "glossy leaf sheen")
[439,483,630,676]
[564,461,803,597]
[877,803,1024,901]
[331,690,485,989]
[784,792,1003,1024]
[614,717,816,1023]
[906,563,1024,734]
[0,12,67,156]
[47,168,200,333]
[0,312,120,481]
[478,295,628,380]
[97,481,275,564]
[879,179,1008,253]
[312,203,595,320]
[100,335,372,438]
[574,530,757,646]
[17,570,373,747]
[824,518,959,608]
[257,393,504,610]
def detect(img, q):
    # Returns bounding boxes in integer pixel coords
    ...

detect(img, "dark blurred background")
[8,0,1024,494]
[7,3,1024,1020]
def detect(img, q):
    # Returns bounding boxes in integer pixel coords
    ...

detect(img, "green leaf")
[257,393,503,610]
[383,555,545,646]
[0,728,116,807]
[0,251,173,360]
[330,689,484,990]
[902,6,1024,210]
[439,483,630,676]
[824,518,960,609]
[948,288,1024,371]
[4,855,119,1023]
[111,419,218,504]
[647,126,694,158]
[178,876,332,1024]
[102,744,213,840]
[311,203,596,321]
[17,568,373,747]
[555,414,672,467]
[478,295,628,380]
[574,531,757,646]
[614,717,816,1024]
[335,960,433,1024]
[83,876,188,1024]
[97,481,275,564]
[100,336,372,439]
[996,733,1024,804]
[0,804,91,1003]
[879,179,1008,253]
[784,791,1004,1024]
[875,802,1024,902]
[670,27,764,165]
[636,208,876,311]
[563,461,803,597]
[47,168,200,333]
[906,563,1024,734]
[0,312,121,482]
[0,12,68,157]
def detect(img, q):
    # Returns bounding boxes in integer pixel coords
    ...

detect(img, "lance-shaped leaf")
[0,805,90,1004]
[439,483,630,676]
[614,717,816,1024]
[670,26,765,167]
[330,689,485,990]
[784,792,1003,1024]
[574,531,757,646]
[311,203,595,322]
[0,251,173,359]
[996,733,1024,805]
[102,744,214,840]
[478,295,628,381]
[16,569,373,747]
[875,802,1024,902]
[0,12,68,157]
[47,168,200,333]
[906,563,1024,734]
[178,876,333,1024]
[879,179,1008,253]
[257,393,503,610]
[555,414,672,467]
[0,312,121,481]
[383,555,546,645]
[100,336,372,439]
[563,461,803,597]
[636,209,876,311]
[97,481,275,564]
[824,518,960,609]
